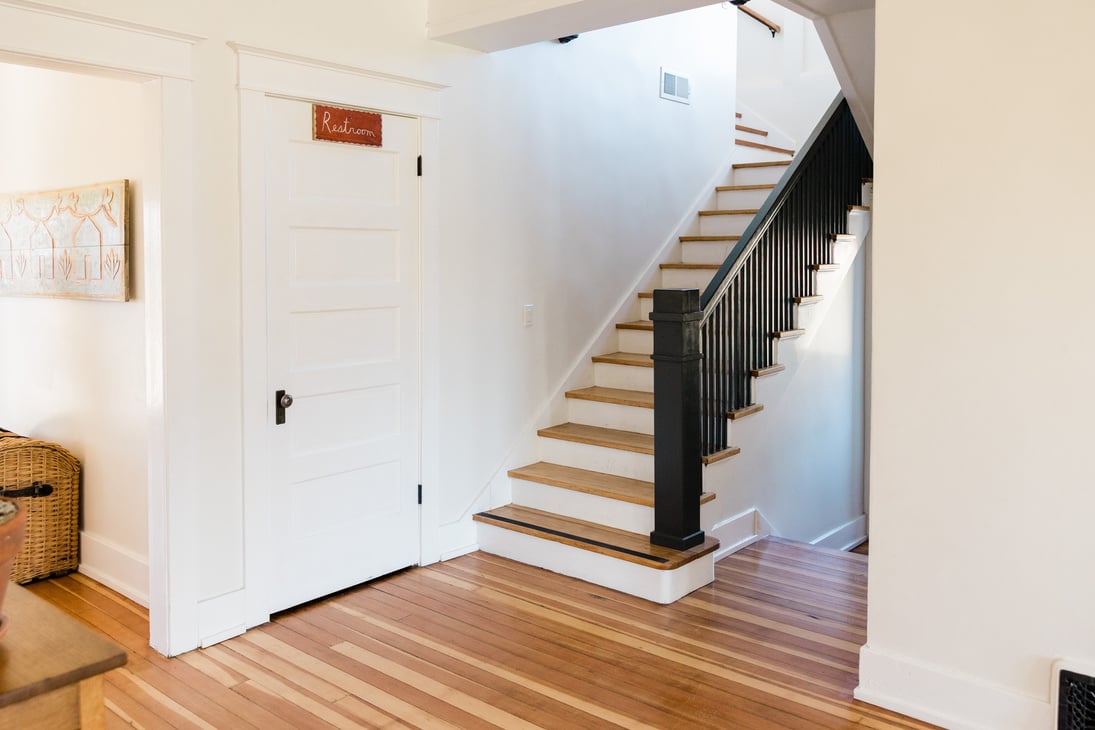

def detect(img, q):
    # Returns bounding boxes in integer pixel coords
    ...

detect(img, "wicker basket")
[0,429,80,583]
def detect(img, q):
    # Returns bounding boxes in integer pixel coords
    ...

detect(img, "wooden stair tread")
[735,139,795,155]
[680,235,741,242]
[811,263,840,271]
[774,329,806,339]
[728,403,764,420]
[735,111,743,119]
[702,445,742,466]
[716,184,776,192]
[592,352,652,368]
[735,124,768,137]
[848,205,871,212]
[751,363,785,378]
[507,461,715,507]
[565,386,653,409]
[473,505,719,570]
[795,295,824,305]
[637,291,653,299]
[733,160,791,170]
[698,209,760,217]
[538,423,654,455]
[616,319,653,331]
[660,263,721,270]
[830,233,856,242]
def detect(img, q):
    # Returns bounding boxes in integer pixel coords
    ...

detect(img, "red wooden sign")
[312,104,382,147]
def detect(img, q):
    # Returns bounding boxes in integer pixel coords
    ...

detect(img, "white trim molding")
[0,0,200,79]
[79,531,150,608]
[810,513,867,551]
[231,44,446,119]
[856,646,1052,730]
[0,0,199,657]
[237,46,444,633]
[710,508,770,561]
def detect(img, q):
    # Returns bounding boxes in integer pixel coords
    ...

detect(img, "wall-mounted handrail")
[739,5,781,37]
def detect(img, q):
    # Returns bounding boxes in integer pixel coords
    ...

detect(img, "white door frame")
[236,45,445,630]
[0,1,201,655]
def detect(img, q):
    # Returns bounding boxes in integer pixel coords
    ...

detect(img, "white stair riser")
[639,297,653,319]
[475,522,715,604]
[593,362,653,390]
[793,300,820,330]
[617,328,652,354]
[716,188,771,209]
[661,267,717,290]
[735,145,794,163]
[771,337,793,365]
[682,241,737,265]
[540,438,654,481]
[567,397,654,435]
[733,166,787,186]
[699,214,752,237]
[511,479,653,533]
[509,479,720,534]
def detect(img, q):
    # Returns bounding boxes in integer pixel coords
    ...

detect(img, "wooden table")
[0,582,127,728]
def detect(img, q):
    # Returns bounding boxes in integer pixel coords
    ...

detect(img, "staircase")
[474,103,869,603]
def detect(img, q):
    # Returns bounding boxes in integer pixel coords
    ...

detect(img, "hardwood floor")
[26,538,934,729]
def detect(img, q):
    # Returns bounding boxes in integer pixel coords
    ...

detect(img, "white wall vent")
[660,68,690,105]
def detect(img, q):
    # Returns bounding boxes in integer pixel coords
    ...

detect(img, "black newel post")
[649,288,705,550]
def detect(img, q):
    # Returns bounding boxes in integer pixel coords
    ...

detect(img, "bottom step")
[474,505,717,604]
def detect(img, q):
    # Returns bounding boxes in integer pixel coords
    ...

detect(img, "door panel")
[265,97,420,612]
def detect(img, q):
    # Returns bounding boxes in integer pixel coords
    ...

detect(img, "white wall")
[0,63,149,602]
[858,2,1095,728]
[736,0,840,146]
[437,8,736,531]
[12,0,736,646]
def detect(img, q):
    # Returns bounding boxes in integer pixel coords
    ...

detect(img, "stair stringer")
[435,144,738,559]
[703,208,872,554]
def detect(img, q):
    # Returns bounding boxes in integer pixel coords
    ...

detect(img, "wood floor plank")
[256,622,481,729]
[31,538,938,730]
[446,552,862,682]
[199,643,370,730]
[427,559,863,723]
[394,567,866,729]
[288,609,616,730]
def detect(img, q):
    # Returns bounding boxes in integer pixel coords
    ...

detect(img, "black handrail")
[693,93,871,455]
[649,94,871,545]
[701,93,847,310]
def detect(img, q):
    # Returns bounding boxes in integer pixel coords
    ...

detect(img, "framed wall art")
[0,180,129,301]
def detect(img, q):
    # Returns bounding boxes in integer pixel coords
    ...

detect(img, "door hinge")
[417,484,422,505]
[417,155,422,177]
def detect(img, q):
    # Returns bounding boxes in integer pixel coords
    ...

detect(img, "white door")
[265,96,421,613]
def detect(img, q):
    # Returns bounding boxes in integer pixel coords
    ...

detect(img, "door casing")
[238,48,445,635]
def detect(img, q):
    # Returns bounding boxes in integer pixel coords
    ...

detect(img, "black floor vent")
[1059,669,1095,729]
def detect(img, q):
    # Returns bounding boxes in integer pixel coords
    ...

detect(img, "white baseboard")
[438,518,478,561]
[856,645,1051,730]
[79,530,149,607]
[810,513,867,551]
[709,508,770,561]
